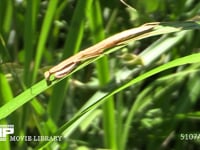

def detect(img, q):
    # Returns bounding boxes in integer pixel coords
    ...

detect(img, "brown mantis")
[44,22,158,81]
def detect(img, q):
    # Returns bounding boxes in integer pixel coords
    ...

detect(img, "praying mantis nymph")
[44,22,159,81]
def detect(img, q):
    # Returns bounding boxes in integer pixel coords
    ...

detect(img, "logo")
[0,125,14,141]
[0,124,63,142]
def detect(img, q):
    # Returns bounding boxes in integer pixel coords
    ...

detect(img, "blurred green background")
[1,0,200,149]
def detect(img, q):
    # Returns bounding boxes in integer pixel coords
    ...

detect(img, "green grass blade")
[32,0,59,82]
[23,0,40,86]
[88,0,117,149]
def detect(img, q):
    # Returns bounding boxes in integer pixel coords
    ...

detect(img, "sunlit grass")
[0,0,200,149]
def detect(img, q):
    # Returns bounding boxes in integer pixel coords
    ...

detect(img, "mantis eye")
[44,71,51,80]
